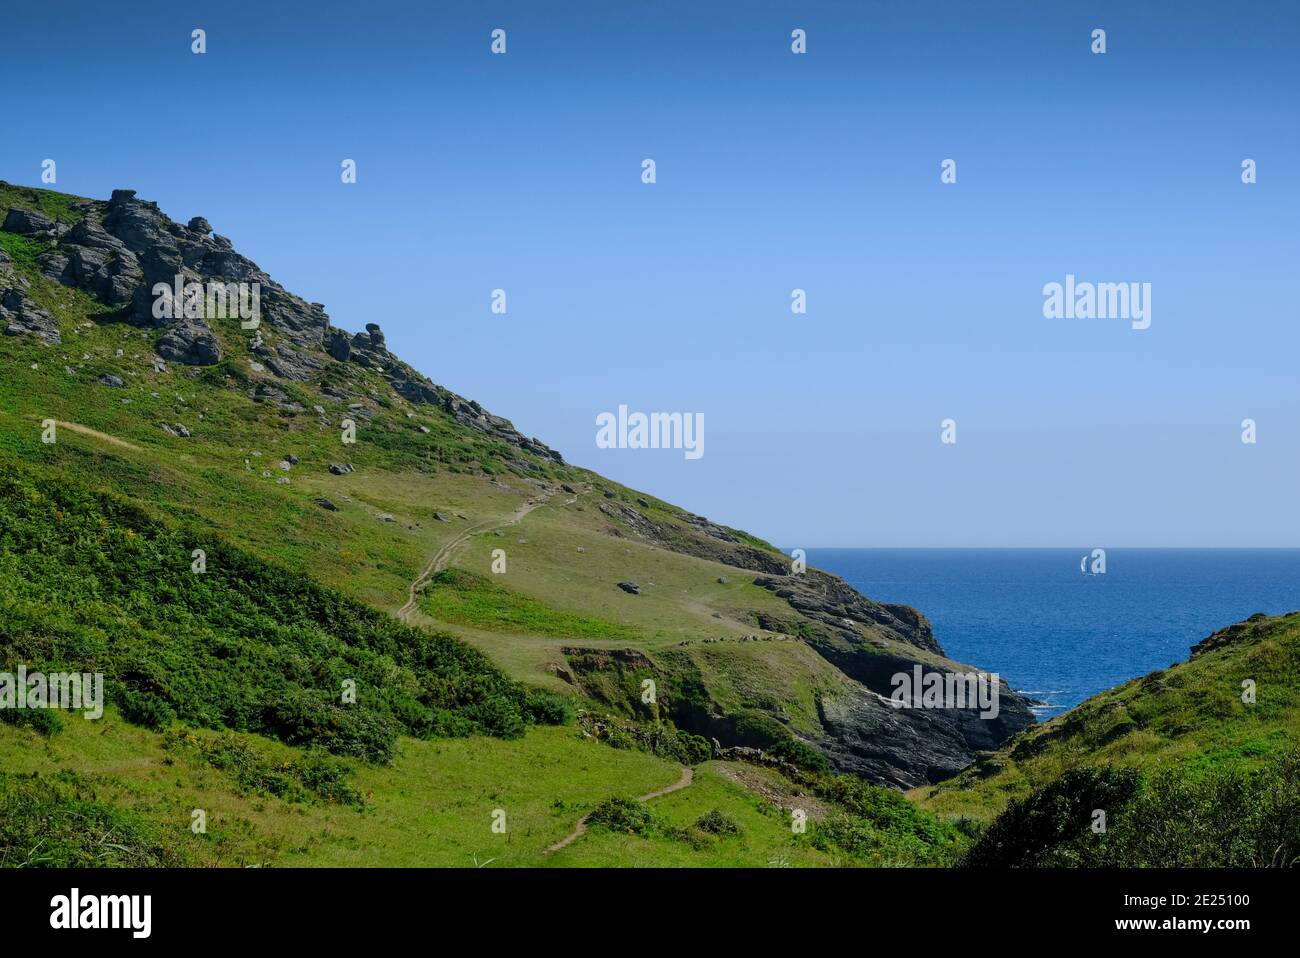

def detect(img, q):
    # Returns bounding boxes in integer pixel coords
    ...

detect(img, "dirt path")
[56,421,143,452]
[547,766,694,854]
[395,493,550,622]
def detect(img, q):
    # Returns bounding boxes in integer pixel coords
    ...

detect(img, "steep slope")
[918,611,1300,823]
[0,180,1034,788]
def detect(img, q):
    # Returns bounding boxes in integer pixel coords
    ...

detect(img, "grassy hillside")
[917,612,1300,866]
[0,180,1021,867]
[4,180,1296,868]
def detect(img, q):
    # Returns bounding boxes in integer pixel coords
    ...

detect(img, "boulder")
[0,289,60,345]
[156,320,221,365]
[324,328,351,361]
[3,207,56,236]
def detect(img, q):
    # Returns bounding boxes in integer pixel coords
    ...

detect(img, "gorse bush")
[695,808,742,836]
[0,770,188,867]
[164,731,363,806]
[0,464,565,762]
[962,766,1141,867]
[587,796,657,835]
[963,753,1300,867]
[805,774,967,866]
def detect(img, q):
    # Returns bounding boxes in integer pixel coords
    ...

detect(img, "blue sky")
[3,1,1297,546]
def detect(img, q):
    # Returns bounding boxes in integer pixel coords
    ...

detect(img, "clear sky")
[3,1,1297,546]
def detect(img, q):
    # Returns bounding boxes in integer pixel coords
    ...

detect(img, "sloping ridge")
[0,180,1036,786]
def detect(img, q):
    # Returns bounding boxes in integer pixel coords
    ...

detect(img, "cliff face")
[0,181,1034,787]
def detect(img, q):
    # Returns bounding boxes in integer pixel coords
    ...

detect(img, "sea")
[804,548,1300,720]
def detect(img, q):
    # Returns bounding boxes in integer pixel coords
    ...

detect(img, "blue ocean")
[805,549,1300,719]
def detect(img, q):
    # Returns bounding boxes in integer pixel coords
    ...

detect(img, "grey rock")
[324,328,351,361]
[0,289,60,344]
[100,374,125,388]
[3,207,57,236]
[37,251,71,282]
[156,320,220,365]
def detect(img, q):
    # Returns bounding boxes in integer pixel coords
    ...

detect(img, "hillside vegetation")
[919,612,1300,866]
[0,181,1023,867]
[5,180,1293,868]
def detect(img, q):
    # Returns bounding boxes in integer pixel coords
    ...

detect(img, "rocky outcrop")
[0,287,60,344]
[597,499,789,574]
[156,320,221,365]
[815,680,1034,787]
[0,182,564,464]
[755,569,941,654]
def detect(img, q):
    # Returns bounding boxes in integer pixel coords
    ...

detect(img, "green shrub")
[0,706,63,736]
[587,796,656,835]
[523,688,574,726]
[964,755,1300,867]
[0,464,535,763]
[115,689,177,729]
[695,808,742,836]
[0,770,189,867]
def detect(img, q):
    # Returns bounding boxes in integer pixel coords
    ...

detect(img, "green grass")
[0,181,86,225]
[0,459,549,761]
[919,612,1300,822]
[0,712,694,867]
[419,568,642,642]
[15,182,1291,869]
[0,230,48,271]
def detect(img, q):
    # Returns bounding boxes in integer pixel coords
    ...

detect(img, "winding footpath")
[547,766,695,853]
[396,493,550,622]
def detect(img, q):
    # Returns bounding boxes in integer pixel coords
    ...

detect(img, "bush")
[588,796,656,835]
[1080,753,1300,867]
[695,809,742,836]
[523,688,574,726]
[0,464,536,763]
[115,688,177,730]
[964,754,1300,868]
[0,770,188,867]
[0,706,63,735]
[962,766,1141,867]
[164,731,363,806]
